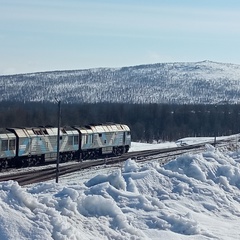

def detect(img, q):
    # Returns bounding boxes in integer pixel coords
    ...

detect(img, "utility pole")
[214,104,217,147]
[56,100,61,183]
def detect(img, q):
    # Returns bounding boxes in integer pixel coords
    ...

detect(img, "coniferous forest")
[0,101,240,142]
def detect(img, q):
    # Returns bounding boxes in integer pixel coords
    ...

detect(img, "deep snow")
[0,140,240,239]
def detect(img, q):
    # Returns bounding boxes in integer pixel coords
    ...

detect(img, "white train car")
[73,123,131,159]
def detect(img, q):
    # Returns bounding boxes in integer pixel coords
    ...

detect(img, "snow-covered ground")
[0,139,240,239]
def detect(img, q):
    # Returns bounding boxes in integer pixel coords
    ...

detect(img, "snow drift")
[0,144,240,239]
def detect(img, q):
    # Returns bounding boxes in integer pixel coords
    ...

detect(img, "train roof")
[6,126,78,137]
[4,123,129,136]
[73,123,130,134]
[0,128,16,139]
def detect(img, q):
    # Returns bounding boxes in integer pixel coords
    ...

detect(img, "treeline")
[0,101,240,142]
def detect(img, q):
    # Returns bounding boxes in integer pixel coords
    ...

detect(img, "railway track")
[0,140,234,186]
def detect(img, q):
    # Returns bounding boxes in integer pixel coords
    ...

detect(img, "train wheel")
[39,155,45,164]
[23,159,31,167]
[0,160,7,169]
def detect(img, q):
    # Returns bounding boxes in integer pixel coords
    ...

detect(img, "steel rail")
[0,140,235,186]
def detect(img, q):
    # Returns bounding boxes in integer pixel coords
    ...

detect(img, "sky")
[1,0,240,75]
[0,139,240,239]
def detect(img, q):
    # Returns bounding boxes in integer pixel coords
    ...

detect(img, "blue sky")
[1,0,240,75]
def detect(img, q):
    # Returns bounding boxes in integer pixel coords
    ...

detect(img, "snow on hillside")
[0,141,240,239]
[1,61,240,104]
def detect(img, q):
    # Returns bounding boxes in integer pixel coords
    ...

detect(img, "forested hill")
[1,60,240,104]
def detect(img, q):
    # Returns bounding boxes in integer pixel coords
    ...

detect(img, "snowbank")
[0,144,240,239]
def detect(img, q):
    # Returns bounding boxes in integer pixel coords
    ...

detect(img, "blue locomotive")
[0,123,131,169]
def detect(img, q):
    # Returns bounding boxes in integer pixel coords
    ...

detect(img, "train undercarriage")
[80,145,130,161]
[0,145,130,170]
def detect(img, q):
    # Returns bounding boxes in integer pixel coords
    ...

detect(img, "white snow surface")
[0,140,240,239]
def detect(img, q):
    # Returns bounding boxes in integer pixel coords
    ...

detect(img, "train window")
[68,137,73,145]
[68,136,78,145]
[87,134,93,144]
[2,140,8,151]
[74,136,79,145]
[99,133,102,137]
[9,139,15,150]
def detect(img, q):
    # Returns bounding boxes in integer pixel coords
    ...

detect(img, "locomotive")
[0,123,131,169]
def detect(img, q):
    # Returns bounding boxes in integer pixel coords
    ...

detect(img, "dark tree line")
[0,101,240,142]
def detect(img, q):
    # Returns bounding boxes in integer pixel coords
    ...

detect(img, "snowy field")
[0,138,240,239]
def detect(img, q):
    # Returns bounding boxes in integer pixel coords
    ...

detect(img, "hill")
[1,60,240,104]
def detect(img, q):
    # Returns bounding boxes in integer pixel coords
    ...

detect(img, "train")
[0,123,131,169]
